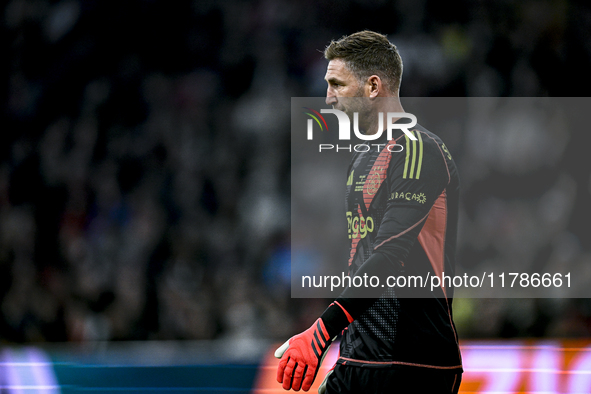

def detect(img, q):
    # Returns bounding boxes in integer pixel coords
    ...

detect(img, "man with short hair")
[276,30,462,393]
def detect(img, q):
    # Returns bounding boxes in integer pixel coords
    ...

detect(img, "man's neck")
[363,98,404,135]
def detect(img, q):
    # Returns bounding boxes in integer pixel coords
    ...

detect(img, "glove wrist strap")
[319,299,355,339]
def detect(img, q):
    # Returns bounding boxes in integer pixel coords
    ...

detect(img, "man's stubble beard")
[333,85,377,135]
[333,84,366,113]
[348,98,375,135]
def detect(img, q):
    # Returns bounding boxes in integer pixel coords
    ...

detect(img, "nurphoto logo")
[303,108,418,153]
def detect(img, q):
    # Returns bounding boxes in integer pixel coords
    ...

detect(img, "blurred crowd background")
[2,0,591,345]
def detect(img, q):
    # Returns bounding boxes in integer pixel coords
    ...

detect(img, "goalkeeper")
[276,30,463,393]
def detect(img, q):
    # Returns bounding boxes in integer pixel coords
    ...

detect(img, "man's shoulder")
[384,123,455,183]
[412,123,442,145]
[387,124,447,161]
[410,124,454,162]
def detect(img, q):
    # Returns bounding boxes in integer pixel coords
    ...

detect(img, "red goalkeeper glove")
[275,300,355,391]
[275,318,333,391]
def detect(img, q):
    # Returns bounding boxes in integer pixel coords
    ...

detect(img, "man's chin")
[334,106,352,116]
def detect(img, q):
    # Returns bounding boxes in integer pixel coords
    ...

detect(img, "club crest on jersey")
[366,172,381,195]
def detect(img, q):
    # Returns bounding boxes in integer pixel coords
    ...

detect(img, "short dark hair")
[324,30,403,93]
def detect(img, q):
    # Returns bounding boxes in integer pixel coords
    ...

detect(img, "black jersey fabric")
[335,123,462,371]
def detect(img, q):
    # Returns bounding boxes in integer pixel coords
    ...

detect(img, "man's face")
[324,59,367,115]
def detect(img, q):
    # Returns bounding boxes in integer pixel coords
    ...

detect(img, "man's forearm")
[320,252,399,336]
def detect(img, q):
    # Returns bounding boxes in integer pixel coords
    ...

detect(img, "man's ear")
[367,75,382,98]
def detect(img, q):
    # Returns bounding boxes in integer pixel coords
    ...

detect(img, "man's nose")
[325,93,337,106]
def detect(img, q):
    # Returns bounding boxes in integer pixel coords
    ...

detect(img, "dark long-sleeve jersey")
[336,123,462,371]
